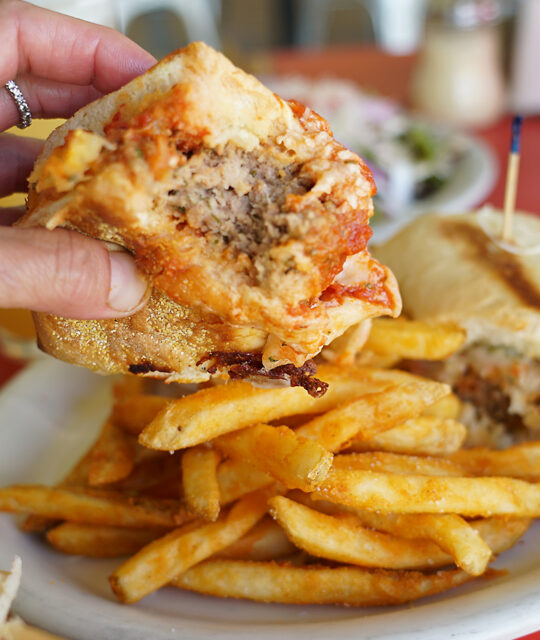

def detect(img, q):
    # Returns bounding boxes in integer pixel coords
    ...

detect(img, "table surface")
[1,43,540,640]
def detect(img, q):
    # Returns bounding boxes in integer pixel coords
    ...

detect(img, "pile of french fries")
[1,318,540,607]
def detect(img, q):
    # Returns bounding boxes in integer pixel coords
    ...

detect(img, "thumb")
[0,227,148,319]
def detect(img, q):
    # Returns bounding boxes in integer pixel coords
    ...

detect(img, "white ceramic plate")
[1,360,540,640]
[371,133,497,244]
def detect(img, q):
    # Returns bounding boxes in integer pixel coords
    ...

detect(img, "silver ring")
[4,80,32,129]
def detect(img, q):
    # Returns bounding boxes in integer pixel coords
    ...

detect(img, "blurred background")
[13,0,540,233]
[3,0,540,358]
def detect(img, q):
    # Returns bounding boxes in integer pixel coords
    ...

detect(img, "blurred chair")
[116,0,221,49]
[295,0,428,54]
[28,0,221,49]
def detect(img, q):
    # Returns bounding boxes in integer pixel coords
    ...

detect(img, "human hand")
[0,0,156,318]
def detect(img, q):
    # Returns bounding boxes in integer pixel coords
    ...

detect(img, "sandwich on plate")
[20,42,401,395]
[374,208,540,445]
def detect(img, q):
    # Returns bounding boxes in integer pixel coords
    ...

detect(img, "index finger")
[1,0,156,94]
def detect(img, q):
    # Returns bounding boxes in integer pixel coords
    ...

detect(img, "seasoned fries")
[332,452,463,477]
[269,496,490,574]
[173,560,473,605]
[349,510,492,576]
[216,459,273,505]
[214,423,332,491]
[449,442,540,481]
[109,486,279,603]
[2,347,538,608]
[348,416,467,456]
[315,468,540,516]
[296,379,450,452]
[111,395,168,435]
[88,422,137,487]
[423,393,462,419]
[364,318,466,360]
[215,517,295,561]
[182,446,220,521]
[46,523,166,557]
[0,485,189,528]
[138,366,433,451]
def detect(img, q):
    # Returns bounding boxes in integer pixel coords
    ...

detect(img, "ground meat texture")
[166,145,316,260]
[453,366,523,429]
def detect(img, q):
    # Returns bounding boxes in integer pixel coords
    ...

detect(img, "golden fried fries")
[315,468,540,516]
[46,523,166,557]
[269,496,489,574]
[138,366,429,451]
[351,510,491,576]
[365,318,466,360]
[5,355,539,610]
[296,379,450,452]
[88,422,137,487]
[349,416,467,456]
[333,452,463,477]
[20,448,95,533]
[450,442,540,481]
[215,517,296,561]
[0,485,189,528]
[216,459,273,506]
[182,446,220,521]
[173,560,472,605]
[109,486,278,603]
[214,423,332,491]
[111,395,168,435]
[423,394,462,419]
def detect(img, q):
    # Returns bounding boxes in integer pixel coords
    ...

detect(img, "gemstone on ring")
[4,80,32,129]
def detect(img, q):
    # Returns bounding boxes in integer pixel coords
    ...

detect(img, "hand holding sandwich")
[0,0,154,318]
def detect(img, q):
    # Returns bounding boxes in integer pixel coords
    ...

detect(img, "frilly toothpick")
[502,115,523,242]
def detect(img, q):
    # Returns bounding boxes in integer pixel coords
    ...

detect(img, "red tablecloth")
[1,43,539,640]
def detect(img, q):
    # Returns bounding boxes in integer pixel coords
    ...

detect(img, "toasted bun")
[21,42,400,383]
[374,209,540,358]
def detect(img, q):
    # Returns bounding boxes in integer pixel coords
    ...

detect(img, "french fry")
[473,516,531,551]
[88,422,138,487]
[182,446,221,521]
[20,448,95,533]
[350,510,492,576]
[287,490,531,559]
[449,442,540,481]
[296,379,450,452]
[214,424,332,491]
[216,459,273,506]
[364,318,466,360]
[348,416,467,456]
[0,485,190,528]
[360,512,531,571]
[113,375,146,399]
[109,486,278,603]
[111,452,181,498]
[4,357,537,609]
[138,366,430,451]
[111,395,168,435]
[269,496,490,575]
[315,468,540,516]
[423,394,462,419]
[215,517,296,561]
[46,523,166,557]
[333,452,463,477]
[173,560,472,605]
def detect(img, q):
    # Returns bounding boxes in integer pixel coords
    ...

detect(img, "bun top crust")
[21,42,400,370]
[374,210,540,358]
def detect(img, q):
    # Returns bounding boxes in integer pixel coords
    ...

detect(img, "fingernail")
[107,251,149,313]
